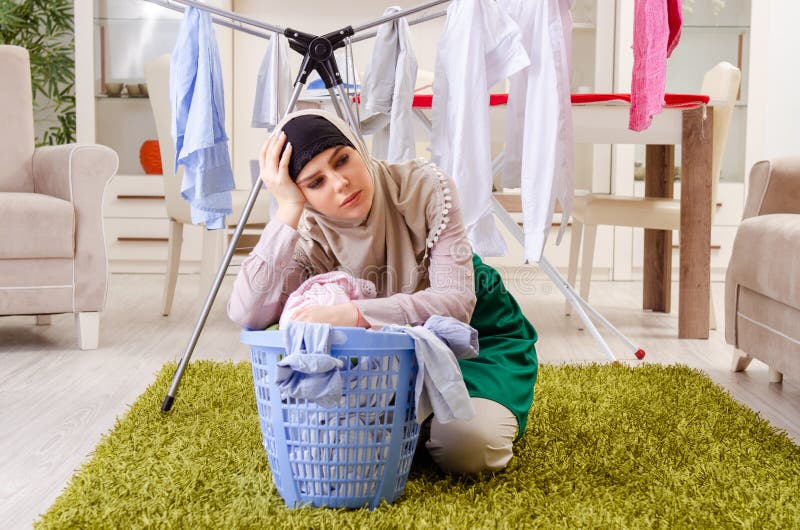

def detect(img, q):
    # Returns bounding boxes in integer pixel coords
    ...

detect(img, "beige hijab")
[272,109,449,297]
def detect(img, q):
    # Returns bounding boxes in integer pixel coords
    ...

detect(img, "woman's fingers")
[260,131,280,164]
[267,131,286,163]
[259,130,288,186]
[259,130,280,166]
[279,142,292,173]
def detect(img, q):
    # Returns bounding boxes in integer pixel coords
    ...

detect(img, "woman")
[228,110,538,474]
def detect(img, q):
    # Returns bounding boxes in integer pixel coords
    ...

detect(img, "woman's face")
[294,145,375,220]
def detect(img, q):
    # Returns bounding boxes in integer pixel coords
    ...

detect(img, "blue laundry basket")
[242,327,420,509]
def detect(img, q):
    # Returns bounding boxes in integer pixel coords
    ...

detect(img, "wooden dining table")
[572,101,714,339]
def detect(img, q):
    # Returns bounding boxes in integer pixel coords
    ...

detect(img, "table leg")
[643,145,675,312]
[679,106,713,339]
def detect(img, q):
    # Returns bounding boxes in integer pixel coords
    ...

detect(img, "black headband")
[281,115,354,181]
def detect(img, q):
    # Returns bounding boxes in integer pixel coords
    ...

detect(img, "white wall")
[746,0,800,184]
[762,1,800,160]
[95,0,183,85]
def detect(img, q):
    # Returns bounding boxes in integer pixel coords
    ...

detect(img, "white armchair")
[0,45,119,349]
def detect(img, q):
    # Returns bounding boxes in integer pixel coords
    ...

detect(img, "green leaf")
[1,0,75,146]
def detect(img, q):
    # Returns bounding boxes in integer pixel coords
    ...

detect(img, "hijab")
[273,109,450,296]
[281,114,354,180]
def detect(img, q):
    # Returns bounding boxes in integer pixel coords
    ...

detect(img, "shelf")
[682,25,750,31]
[95,95,150,100]
[573,23,596,31]
[95,17,175,21]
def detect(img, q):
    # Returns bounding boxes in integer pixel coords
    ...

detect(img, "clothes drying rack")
[144,0,644,413]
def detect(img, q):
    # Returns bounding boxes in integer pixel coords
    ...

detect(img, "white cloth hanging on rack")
[251,32,292,130]
[498,0,575,262]
[360,6,418,162]
[430,0,529,257]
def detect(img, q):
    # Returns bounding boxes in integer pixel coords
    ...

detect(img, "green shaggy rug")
[37,362,800,529]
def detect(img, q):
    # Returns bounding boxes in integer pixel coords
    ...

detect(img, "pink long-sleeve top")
[227,176,477,330]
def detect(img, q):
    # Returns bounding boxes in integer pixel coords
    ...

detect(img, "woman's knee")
[424,398,518,474]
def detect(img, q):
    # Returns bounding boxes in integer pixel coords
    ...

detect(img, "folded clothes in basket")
[275,321,344,408]
[284,405,383,497]
[274,325,401,497]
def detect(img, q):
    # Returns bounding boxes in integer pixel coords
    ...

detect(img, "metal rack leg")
[414,108,642,361]
[538,257,618,362]
[492,198,645,362]
[162,170,266,411]
[566,282,646,359]
[161,83,307,412]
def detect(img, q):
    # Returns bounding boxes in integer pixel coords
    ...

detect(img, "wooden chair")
[566,62,741,330]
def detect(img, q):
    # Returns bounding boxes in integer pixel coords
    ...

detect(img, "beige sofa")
[0,45,118,349]
[726,158,800,383]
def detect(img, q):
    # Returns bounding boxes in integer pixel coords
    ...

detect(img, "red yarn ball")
[139,140,163,175]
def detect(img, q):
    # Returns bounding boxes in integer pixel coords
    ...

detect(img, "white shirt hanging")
[498,0,575,263]
[430,0,529,257]
[360,6,418,162]
[251,32,291,130]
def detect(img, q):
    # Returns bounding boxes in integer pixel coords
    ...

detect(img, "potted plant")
[0,0,75,145]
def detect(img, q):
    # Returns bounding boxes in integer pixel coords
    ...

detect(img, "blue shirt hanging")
[170,6,234,230]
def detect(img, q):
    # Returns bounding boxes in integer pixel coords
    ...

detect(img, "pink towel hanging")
[629,0,683,132]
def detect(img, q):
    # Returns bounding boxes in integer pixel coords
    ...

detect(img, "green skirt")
[462,255,539,439]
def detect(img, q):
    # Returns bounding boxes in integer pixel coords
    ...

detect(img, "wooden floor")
[2,271,798,529]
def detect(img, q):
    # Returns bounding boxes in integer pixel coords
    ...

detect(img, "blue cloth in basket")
[424,315,479,360]
[275,322,344,407]
[384,317,477,424]
[170,6,235,229]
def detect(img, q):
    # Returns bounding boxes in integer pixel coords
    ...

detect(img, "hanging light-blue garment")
[170,6,234,230]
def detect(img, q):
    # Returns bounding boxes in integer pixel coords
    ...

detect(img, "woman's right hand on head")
[260,131,305,227]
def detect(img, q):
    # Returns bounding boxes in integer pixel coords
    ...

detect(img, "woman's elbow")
[462,290,477,323]
[227,300,264,330]
[437,286,476,324]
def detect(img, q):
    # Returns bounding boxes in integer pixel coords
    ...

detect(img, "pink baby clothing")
[629,0,683,132]
[279,271,377,329]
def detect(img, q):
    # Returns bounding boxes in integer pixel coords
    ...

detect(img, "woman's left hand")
[290,303,360,327]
